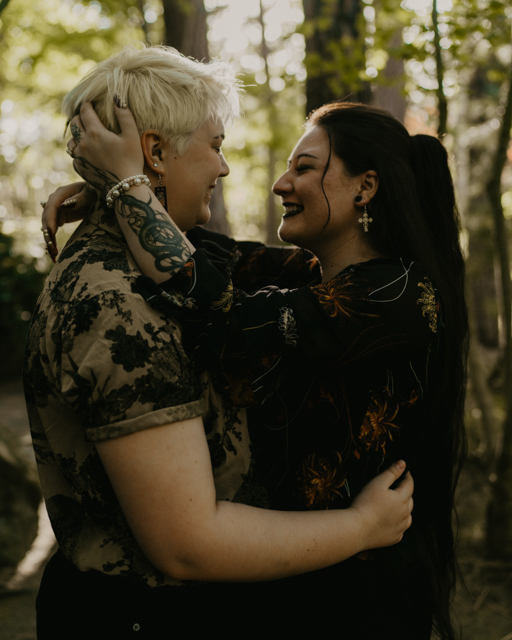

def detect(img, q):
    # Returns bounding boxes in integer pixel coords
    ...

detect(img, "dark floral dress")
[135,227,440,638]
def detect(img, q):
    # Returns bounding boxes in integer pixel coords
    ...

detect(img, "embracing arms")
[97,414,413,582]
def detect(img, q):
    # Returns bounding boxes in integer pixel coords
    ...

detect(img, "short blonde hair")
[62,45,242,154]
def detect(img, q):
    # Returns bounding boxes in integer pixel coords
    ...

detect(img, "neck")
[315,236,381,282]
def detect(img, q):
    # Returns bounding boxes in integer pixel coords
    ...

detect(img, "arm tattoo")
[74,155,189,275]
[117,193,190,274]
[71,123,83,144]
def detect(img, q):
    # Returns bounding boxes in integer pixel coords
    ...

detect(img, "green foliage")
[0,231,47,380]
[206,0,306,241]
[0,0,149,376]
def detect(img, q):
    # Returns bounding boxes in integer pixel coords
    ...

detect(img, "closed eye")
[296,164,311,173]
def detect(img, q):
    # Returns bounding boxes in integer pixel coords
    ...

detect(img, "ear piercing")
[358,204,373,232]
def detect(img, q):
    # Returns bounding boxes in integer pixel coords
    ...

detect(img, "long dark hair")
[308,102,468,640]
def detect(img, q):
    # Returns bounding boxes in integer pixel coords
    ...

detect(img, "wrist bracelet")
[106,174,151,207]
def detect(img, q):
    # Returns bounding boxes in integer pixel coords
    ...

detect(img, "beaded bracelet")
[106,174,151,207]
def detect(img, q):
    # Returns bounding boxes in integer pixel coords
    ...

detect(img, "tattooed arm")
[68,102,193,280]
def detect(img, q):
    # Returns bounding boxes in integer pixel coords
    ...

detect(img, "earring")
[358,204,373,233]
[155,174,168,211]
[153,163,158,168]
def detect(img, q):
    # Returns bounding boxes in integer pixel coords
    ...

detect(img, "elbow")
[159,555,204,582]
[144,540,214,582]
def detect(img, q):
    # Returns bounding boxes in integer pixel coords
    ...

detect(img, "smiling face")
[157,119,229,231]
[274,126,375,260]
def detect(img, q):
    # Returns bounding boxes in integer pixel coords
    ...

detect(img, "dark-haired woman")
[44,100,467,639]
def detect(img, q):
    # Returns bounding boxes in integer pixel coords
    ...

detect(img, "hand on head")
[41,101,145,261]
[67,101,144,191]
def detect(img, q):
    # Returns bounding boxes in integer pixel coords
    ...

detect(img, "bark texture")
[302,0,370,114]
[485,69,512,558]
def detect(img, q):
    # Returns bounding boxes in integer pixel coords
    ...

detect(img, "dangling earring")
[155,174,168,211]
[358,204,373,233]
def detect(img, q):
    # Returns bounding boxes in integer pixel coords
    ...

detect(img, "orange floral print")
[312,274,376,321]
[297,451,346,508]
[359,389,418,454]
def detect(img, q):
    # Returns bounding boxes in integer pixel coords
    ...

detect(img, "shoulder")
[350,258,434,302]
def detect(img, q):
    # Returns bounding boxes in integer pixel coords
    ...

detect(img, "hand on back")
[351,461,414,550]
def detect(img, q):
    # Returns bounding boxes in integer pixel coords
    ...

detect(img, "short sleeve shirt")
[23,207,254,587]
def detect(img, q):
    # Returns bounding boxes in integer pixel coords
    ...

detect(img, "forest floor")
[0,380,511,640]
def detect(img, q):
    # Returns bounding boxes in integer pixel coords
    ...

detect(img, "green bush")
[0,232,48,381]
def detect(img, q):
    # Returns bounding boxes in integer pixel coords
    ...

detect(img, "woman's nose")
[219,152,230,177]
[272,171,291,196]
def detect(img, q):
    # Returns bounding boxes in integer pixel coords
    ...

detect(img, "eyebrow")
[287,152,319,166]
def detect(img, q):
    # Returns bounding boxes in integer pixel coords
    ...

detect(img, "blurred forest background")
[0,0,511,637]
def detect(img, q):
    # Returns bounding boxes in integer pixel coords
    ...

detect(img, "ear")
[141,130,166,172]
[360,170,379,201]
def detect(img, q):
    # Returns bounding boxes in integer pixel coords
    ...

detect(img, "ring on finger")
[62,198,78,207]
[40,200,47,208]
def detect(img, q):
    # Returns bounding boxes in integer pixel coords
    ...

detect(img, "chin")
[197,209,211,227]
[278,223,301,247]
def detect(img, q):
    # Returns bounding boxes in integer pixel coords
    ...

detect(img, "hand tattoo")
[72,155,120,194]
[71,123,83,144]
[117,193,190,274]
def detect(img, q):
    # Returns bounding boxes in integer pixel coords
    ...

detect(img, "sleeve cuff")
[85,398,206,442]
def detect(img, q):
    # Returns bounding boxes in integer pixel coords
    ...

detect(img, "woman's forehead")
[288,126,328,162]
[194,118,225,141]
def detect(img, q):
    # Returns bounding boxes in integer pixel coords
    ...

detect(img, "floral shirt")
[138,228,439,514]
[23,210,255,587]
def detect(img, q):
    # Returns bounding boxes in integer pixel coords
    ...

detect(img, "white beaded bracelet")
[106,174,151,207]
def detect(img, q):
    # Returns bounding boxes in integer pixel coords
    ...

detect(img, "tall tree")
[431,0,448,136]
[162,0,209,60]
[485,69,512,558]
[371,28,406,123]
[161,0,230,233]
[302,0,370,114]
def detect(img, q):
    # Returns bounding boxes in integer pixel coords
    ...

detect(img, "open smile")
[282,203,304,218]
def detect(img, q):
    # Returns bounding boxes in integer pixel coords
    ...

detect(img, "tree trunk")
[485,68,512,559]
[257,0,280,245]
[302,0,370,114]
[371,29,406,123]
[432,0,448,136]
[162,0,209,60]
[161,0,229,233]
[454,76,496,460]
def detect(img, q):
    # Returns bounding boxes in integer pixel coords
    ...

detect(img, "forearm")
[98,414,410,585]
[164,500,367,582]
[114,185,194,282]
